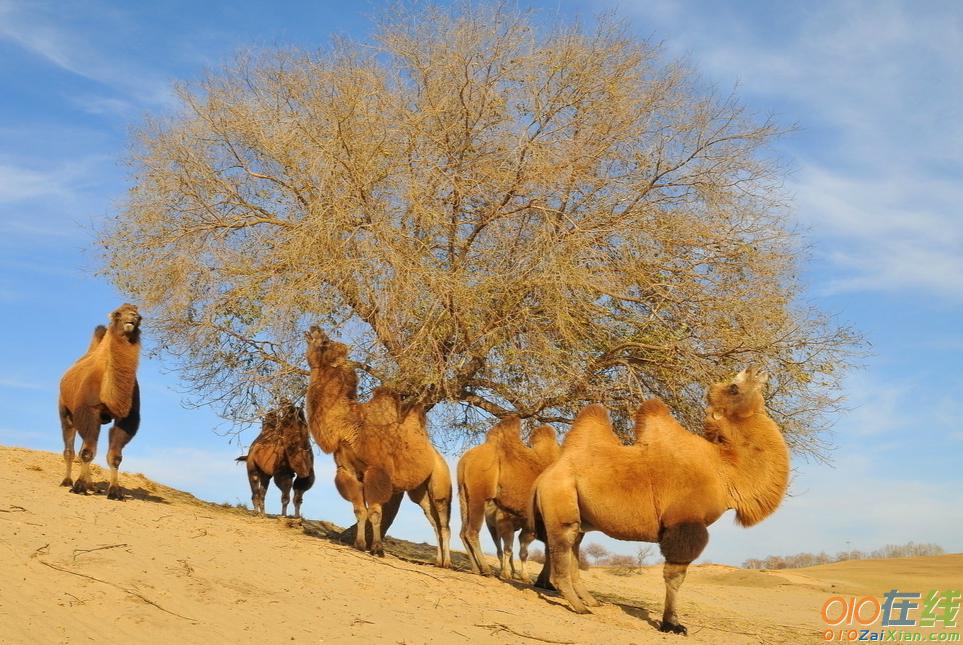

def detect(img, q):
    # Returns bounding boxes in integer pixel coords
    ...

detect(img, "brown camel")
[236,402,315,518]
[304,326,452,567]
[58,304,142,500]
[530,367,788,635]
[458,418,560,580]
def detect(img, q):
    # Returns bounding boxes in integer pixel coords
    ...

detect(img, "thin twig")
[37,560,197,622]
[72,543,129,560]
[474,622,576,644]
[0,505,27,513]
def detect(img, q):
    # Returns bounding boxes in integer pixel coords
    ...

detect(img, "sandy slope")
[1,445,958,644]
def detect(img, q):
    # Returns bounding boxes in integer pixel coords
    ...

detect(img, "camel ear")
[733,368,748,385]
[710,409,723,421]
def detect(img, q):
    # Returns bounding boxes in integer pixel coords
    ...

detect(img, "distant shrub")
[743,542,944,569]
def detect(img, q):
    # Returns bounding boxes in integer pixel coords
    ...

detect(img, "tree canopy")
[100,3,860,456]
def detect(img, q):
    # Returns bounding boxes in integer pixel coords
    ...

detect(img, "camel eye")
[727,384,739,395]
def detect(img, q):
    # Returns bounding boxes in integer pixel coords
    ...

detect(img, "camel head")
[707,366,768,419]
[108,303,141,342]
[304,325,349,369]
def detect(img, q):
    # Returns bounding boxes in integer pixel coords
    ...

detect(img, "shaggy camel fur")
[58,304,142,500]
[236,402,315,518]
[531,367,788,635]
[457,418,560,579]
[304,326,452,567]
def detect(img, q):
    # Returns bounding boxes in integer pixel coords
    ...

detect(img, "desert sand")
[1,445,959,644]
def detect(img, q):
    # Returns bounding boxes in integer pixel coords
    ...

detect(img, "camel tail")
[235,455,248,463]
[527,483,546,543]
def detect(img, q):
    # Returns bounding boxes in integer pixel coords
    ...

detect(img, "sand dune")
[1,445,958,644]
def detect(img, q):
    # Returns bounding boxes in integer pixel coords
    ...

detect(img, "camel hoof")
[571,605,592,615]
[106,487,125,501]
[70,481,88,495]
[60,478,73,487]
[659,621,688,635]
[372,546,385,558]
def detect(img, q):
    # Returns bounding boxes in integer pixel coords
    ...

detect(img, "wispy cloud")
[613,1,963,300]
[0,377,47,391]
[0,162,71,203]
[0,1,175,109]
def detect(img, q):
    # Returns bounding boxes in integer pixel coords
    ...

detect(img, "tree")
[100,3,860,453]
[583,543,610,567]
[636,544,654,568]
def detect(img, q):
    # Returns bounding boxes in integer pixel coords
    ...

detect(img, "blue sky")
[1,0,960,566]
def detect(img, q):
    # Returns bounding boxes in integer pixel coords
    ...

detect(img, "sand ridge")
[1,445,958,644]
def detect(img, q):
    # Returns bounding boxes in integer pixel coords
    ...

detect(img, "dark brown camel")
[236,402,315,518]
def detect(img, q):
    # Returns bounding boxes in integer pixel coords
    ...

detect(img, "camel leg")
[256,472,270,515]
[547,521,590,613]
[459,488,493,576]
[495,513,517,579]
[409,480,451,568]
[275,470,293,517]
[658,523,710,635]
[244,460,261,514]
[485,504,502,565]
[517,527,535,583]
[105,383,138,501]
[292,471,314,519]
[70,408,100,495]
[409,483,442,565]
[362,467,393,557]
[59,406,76,487]
[427,470,452,568]
[569,532,600,608]
[334,467,368,551]
[376,492,403,538]
[534,542,554,590]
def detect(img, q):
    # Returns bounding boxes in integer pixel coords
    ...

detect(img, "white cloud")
[0,163,70,203]
[611,1,963,300]
[0,1,175,108]
[0,377,47,391]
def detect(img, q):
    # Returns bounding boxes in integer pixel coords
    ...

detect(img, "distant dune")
[1,445,958,644]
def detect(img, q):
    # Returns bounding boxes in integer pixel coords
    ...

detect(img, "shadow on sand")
[84,481,169,504]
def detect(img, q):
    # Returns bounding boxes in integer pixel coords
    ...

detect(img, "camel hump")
[637,398,670,417]
[633,398,671,443]
[81,325,108,355]
[487,415,520,442]
[529,425,557,446]
[575,404,610,426]
[564,404,617,449]
[364,387,402,424]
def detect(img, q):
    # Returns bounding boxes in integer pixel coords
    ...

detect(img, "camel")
[58,304,142,500]
[304,326,452,567]
[530,367,789,635]
[236,402,315,518]
[457,418,560,580]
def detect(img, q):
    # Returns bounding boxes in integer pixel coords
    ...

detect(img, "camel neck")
[306,366,355,453]
[101,331,140,418]
[719,414,789,527]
